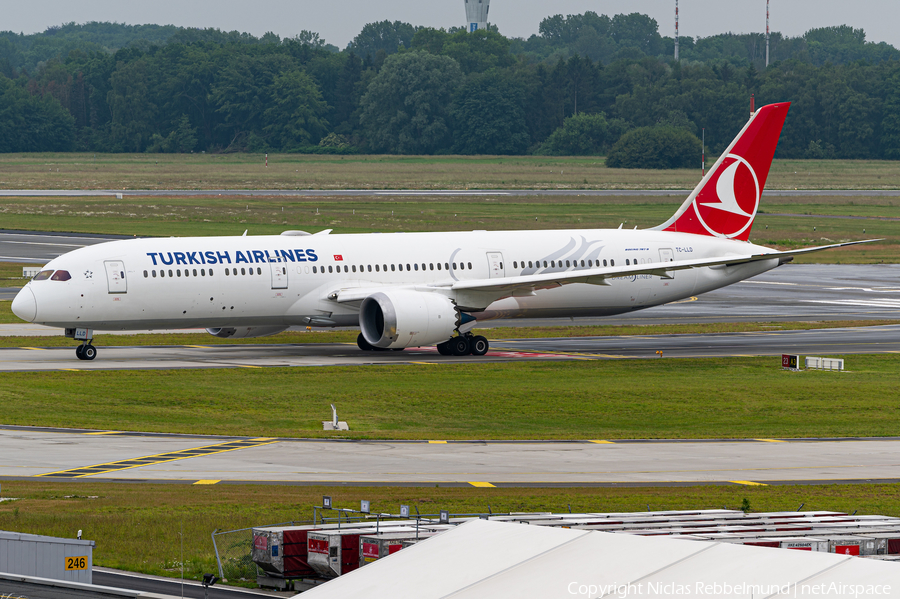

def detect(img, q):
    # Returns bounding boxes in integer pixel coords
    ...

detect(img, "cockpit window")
[50,270,72,281]
[33,270,54,281]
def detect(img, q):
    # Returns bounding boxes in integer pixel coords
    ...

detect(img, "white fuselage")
[19,228,779,331]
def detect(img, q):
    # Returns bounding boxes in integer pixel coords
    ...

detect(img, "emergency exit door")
[104,260,127,293]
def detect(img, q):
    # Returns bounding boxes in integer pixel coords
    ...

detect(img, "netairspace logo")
[566,581,893,598]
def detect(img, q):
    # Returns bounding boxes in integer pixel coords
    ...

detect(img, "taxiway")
[2,427,899,487]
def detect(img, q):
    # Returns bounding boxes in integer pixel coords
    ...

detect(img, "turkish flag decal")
[333,255,343,261]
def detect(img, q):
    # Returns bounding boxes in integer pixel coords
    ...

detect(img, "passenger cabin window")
[33,270,54,281]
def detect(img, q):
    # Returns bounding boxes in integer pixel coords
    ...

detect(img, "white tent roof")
[296,519,900,599]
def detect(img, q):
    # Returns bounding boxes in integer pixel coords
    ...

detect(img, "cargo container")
[777,537,829,552]
[252,521,420,578]
[308,526,421,577]
[828,536,877,556]
[359,531,443,567]
[858,533,900,555]
[253,525,335,578]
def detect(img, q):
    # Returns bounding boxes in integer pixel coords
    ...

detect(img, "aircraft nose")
[11,287,37,322]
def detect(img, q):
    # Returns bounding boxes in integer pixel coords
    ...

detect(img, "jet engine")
[359,290,459,349]
[206,326,290,339]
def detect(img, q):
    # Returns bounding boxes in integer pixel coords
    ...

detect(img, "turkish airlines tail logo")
[661,102,790,241]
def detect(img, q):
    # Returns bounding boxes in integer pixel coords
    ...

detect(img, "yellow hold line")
[731,480,769,486]
[468,481,496,488]
[194,480,221,485]
[589,440,615,444]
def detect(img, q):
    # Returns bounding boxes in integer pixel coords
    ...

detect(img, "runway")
[2,426,899,486]
[3,188,900,197]
[0,229,129,264]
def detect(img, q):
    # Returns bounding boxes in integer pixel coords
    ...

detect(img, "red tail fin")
[654,102,790,241]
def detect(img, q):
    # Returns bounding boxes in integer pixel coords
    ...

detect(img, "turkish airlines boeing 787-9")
[11,102,874,360]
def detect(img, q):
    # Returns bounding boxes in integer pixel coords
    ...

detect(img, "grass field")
[1,154,900,191]
[0,193,895,263]
[0,263,39,290]
[1,480,899,583]
[2,356,898,440]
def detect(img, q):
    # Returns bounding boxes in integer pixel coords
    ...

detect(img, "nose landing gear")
[66,327,97,361]
[75,343,97,361]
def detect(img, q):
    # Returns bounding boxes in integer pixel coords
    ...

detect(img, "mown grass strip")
[2,356,899,440]
[1,153,899,191]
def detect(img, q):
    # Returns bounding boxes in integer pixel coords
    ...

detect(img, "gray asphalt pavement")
[0,229,129,264]
[3,427,899,486]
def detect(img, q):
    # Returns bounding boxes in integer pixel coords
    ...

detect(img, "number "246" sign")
[65,556,88,570]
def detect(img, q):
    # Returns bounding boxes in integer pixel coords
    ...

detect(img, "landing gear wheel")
[470,335,489,356]
[82,345,97,361]
[75,345,85,360]
[357,333,374,351]
[436,341,453,356]
[450,336,471,356]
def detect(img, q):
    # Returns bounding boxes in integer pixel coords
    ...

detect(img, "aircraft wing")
[333,240,878,302]
[448,239,880,295]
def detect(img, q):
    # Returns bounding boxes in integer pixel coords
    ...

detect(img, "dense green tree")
[105,58,157,151]
[347,21,417,61]
[0,16,898,159]
[450,73,529,155]
[606,126,701,169]
[359,51,462,154]
[147,114,198,153]
[263,70,329,148]
[0,74,75,152]
[536,113,627,155]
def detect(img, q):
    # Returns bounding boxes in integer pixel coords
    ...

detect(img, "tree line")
[0,15,898,159]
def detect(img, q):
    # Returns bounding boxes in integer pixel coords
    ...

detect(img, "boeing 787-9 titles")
[11,102,875,360]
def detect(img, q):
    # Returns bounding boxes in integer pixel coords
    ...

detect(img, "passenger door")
[104,260,127,294]
[486,252,505,279]
[270,262,288,289]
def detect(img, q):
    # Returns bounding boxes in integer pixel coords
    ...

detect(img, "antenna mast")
[674,0,680,61]
[766,0,770,67]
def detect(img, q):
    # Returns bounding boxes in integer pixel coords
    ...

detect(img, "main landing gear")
[357,333,489,357]
[436,334,489,357]
[75,342,97,361]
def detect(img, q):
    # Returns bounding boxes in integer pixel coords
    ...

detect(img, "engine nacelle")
[360,290,459,349]
[206,326,290,339]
